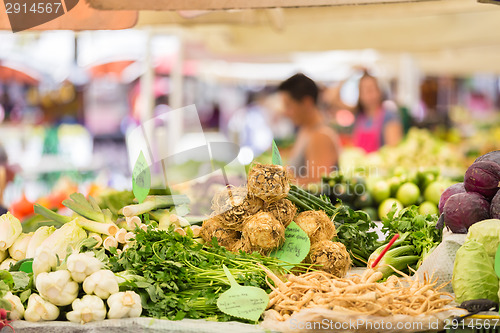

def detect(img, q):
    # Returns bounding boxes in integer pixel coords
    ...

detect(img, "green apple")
[371,180,391,204]
[424,181,449,205]
[418,201,439,215]
[396,182,421,207]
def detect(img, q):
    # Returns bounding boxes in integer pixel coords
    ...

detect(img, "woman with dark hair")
[352,72,403,153]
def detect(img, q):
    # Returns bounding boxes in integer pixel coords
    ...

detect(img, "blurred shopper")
[228,90,273,158]
[0,144,11,214]
[352,71,403,153]
[278,73,340,185]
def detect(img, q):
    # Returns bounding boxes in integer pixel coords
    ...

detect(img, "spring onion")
[122,195,190,217]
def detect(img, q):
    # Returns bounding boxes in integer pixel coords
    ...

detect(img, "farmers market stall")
[2,0,500,330]
[3,146,500,333]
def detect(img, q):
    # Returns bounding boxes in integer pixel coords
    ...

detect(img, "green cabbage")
[466,219,500,258]
[452,240,499,304]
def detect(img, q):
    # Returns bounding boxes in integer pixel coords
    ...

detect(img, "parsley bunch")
[332,205,380,266]
[108,226,288,322]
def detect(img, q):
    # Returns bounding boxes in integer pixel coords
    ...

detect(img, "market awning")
[88,60,137,79]
[85,0,433,10]
[132,0,500,75]
[0,63,40,85]
[155,56,198,77]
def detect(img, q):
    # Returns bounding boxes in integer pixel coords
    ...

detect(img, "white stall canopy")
[86,0,434,11]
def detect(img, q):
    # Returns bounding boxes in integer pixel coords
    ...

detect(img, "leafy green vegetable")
[453,240,499,304]
[63,193,113,224]
[0,277,12,311]
[381,205,441,267]
[288,184,380,266]
[97,191,136,217]
[21,214,61,233]
[0,270,34,309]
[0,271,14,290]
[107,225,290,322]
[11,272,30,291]
[9,258,33,272]
[368,232,419,278]
[465,219,500,258]
[332,205,380,266]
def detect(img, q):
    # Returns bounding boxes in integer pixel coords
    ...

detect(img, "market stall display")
[314,130,463,222]
[438,150,500,233]
[1,150,500,332]
[3,0,500,331]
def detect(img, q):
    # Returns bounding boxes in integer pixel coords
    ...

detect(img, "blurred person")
[228,90,274,158]
[0,144,13,214]
[351,71,403,153]
[415,77,450,131]
[278,73,341,185]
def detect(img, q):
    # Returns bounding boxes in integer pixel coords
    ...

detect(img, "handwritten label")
[217,265,269,321]
[270,221,310,269]
[132,151,151,203]
[272,140,283,166]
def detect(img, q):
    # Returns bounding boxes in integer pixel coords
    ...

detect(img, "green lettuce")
[452,240,499,304]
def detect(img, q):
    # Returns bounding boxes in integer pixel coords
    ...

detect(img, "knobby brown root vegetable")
[262,268,454,321]
[200,215,241,250]
[211,186,264,231]
[247,163,291,202]
[263,199,297,228]
[295,210,336,244]
[242,212,285,254]
[211,186,248,212]
[307,240,351,278]
[227,239,245,253]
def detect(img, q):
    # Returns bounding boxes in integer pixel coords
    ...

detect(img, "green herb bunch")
[108,225,289,322]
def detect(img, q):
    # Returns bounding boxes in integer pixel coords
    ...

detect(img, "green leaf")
[0,270,14,290]
[271,140,283,166]
[133,151,151,204]
[11,271,30,290]
[19,289,32,304]
[94,248,108,264]
[77,237,99,252]
[9,258,33,272]
[0,298,12,311]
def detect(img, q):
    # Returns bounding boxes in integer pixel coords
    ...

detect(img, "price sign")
[270,221,310,269]
[132,151,151,203]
